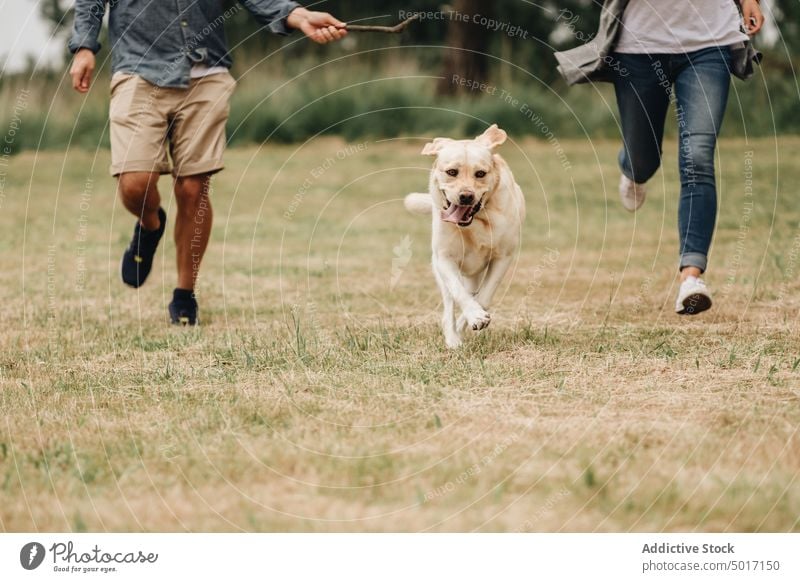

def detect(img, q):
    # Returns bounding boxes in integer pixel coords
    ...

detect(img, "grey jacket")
[554,0,761,85]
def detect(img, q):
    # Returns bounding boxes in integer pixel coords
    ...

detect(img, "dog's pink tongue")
[441,204,473,224]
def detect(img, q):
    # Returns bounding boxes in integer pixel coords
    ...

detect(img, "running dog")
[404,125,526,348]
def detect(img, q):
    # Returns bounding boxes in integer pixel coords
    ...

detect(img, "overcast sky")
[1,0,66,73]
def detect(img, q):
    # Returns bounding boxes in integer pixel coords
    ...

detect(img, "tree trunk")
[437,0,492,96]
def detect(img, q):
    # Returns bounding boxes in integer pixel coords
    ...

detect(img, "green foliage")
[3,51,798,155]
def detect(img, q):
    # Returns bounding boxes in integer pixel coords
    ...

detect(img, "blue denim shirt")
[69,0,301,88]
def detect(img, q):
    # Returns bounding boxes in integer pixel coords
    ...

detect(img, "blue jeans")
[613,47,732,273]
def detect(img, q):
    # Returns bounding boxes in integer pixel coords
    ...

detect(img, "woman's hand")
[740,0,764,35]
[287,7,347,44]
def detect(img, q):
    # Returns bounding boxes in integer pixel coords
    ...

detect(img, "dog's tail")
[404,193,433,215]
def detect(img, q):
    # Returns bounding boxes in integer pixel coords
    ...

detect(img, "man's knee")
[118,172,159,201]
[175,175,211,207]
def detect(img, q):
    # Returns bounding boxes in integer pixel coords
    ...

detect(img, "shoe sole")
[676,293,712,315]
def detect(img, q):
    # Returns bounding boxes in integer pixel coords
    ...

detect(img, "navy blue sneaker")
[169,288,198,326]
[121,207,167,288]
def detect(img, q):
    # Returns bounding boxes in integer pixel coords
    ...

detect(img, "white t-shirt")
[189,64,228,79]
[615,0,749,54]
[112,64,228,82]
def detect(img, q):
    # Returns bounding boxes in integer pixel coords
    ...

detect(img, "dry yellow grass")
[1,136,799,532]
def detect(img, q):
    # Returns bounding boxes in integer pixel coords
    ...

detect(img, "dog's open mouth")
[441,199,482,227]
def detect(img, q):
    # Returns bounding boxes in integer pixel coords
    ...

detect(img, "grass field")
[1,135,799,532]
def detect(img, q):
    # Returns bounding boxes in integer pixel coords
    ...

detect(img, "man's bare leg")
[173,174,213,292]
[118,172,166,288]
[118,172,161,230]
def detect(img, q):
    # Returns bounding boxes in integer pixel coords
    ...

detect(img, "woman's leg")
[672,46,732,278]
[613,53,673,185]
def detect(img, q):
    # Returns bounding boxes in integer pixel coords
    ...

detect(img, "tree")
[39,0,71,31]
[771,0,800,54]
[437,0,493,96]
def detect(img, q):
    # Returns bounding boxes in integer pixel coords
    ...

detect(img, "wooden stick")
[345,13,420,33]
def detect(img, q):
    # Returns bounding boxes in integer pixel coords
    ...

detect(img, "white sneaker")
[675,276,713,315]
[619,174,646,212]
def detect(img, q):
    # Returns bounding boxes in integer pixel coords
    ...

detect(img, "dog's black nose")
[459,193,475,205]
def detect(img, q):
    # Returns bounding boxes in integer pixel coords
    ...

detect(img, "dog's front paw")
[464,307,491,331]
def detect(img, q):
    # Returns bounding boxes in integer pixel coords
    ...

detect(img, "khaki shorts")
[109,72,236,177]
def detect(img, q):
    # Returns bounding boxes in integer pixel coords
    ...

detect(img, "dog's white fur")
[404,125,526,348]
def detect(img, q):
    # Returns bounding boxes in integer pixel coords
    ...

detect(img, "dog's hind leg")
[434,264,461,348]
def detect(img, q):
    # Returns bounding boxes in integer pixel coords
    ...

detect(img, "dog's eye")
[445,169,458,177]
[475,170,487,178]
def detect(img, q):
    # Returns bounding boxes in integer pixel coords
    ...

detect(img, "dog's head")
[421,124,507,227]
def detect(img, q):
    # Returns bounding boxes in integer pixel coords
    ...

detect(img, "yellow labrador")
[404,124,526,348]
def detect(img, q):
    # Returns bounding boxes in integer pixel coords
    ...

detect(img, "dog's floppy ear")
[421,138,451,156]
[475,124,507,150]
